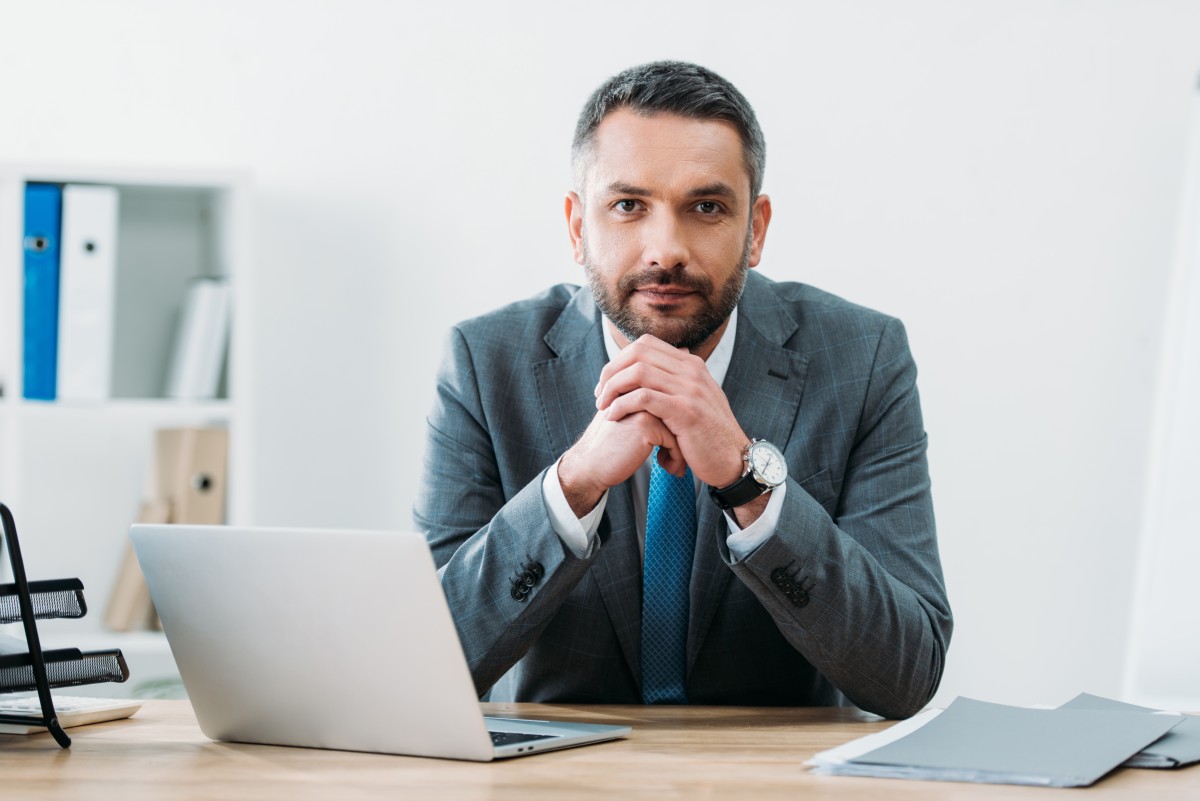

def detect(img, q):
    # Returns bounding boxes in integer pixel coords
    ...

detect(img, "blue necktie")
[641,448,695,704]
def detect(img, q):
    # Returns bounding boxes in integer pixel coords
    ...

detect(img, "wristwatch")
[708,439,788,509]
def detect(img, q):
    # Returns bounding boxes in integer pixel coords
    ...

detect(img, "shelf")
[0,164,249,716]
[0,647,128,694]
[0,578,86,624]
[0,398,233,422]
[0,162,253,614]
[0,162,245,191]
[0,169,246,404]
[37,629,179,700]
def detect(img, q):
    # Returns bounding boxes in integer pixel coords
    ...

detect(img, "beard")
[583,229,752,352]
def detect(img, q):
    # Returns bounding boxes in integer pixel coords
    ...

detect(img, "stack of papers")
[809,695,1191,787]
[1061,693,1200,769]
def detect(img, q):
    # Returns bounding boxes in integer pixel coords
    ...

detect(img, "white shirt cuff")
[542,457,607,558]
[724,482,787,562]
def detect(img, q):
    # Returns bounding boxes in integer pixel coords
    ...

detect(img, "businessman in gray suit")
[415,62,952,719]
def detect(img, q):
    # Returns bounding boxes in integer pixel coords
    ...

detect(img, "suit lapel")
[533,287,644,683]
[687,272,810,673]
[533,287,605,460]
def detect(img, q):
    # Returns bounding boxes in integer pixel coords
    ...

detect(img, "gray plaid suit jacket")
[414,270,952,719]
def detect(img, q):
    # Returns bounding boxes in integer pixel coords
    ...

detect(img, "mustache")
[617,267,713,296]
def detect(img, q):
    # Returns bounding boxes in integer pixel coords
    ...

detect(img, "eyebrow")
[601,181,652,197]
[687,182,737,200]
[600,181,739,199]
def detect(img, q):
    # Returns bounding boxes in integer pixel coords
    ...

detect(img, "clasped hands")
[558,334,754,520]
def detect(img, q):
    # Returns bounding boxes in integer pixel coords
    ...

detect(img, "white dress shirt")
[540,306,787,562]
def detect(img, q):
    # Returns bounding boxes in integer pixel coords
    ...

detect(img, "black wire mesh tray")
[0,578,87,624]
[0,647,129,693]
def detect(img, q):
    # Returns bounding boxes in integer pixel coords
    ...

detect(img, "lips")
[634,285,697,301]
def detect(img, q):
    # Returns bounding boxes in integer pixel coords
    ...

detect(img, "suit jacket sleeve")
[718,317,952,719]
[413,325,598,696]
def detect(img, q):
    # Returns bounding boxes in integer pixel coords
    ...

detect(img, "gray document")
[1060,693,1200,769]
[844,697,1182,787]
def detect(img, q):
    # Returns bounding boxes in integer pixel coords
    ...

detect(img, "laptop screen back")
[130,525,495,760]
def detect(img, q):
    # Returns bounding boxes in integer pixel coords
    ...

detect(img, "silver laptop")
[129,524,630,760]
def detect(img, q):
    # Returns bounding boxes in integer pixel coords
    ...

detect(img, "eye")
[615,199,641,213]
[696,201,723,214]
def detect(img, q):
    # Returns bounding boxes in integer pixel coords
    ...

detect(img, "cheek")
[585,218,641,264]
[689,224,744,264]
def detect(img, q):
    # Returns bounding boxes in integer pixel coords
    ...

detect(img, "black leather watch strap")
[708,473,768,510]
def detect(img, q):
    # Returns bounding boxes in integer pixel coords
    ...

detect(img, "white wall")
[1126,88,1200,711]
[1,0,1197,708]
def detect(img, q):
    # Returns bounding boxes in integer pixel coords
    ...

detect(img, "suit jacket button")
[528,562,545,580]
[511,585,528,601]
[771,568,789,587]
[793,590,809,608]
[520,571,536,587]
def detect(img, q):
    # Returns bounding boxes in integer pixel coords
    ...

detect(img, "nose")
[640,212,689,271]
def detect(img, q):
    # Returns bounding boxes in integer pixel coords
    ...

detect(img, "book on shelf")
[158,427,230,524]
[105,427,229,631]
[21,183,63,401]
[19,182,123,403]
[165,277,231,401]
[103,499,169,633]
[57,184,120,402]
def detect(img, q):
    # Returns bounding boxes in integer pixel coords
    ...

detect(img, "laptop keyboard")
[490,730,556,746]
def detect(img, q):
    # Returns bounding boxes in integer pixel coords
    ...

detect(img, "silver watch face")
[748,441,787,486]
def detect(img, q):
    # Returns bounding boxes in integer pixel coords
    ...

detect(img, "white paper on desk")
[809,697,1183,787]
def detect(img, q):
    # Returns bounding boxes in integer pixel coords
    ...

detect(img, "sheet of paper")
[812,696,1182,787]
[1061,692,1200,769]
[808,707,941,768]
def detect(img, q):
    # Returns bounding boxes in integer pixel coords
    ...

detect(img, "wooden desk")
[1,701,1196,800]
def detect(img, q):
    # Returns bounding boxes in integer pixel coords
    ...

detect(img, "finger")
[596,360,679,410]
[595,347,708,410]
[615,409,677,451]
[608,381,716,434]
[656,445,688,477]
[594,334,692,396]
[637,412,678,447]
[634,413,687,475]
[604,387,670,423]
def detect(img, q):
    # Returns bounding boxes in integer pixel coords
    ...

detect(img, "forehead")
[585,108,749,197]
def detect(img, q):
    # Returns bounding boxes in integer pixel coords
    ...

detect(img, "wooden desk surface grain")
[1,701,1197,800]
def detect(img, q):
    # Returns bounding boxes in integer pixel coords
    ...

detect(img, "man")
[415,61,951,719]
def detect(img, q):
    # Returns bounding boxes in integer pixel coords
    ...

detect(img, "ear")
[747,194,772,269]
[565,191,585,265]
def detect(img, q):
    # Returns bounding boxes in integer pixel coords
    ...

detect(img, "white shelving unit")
[0,164,252,698]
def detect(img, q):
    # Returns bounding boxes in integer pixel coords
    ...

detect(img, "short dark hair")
[571,61,767,197]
